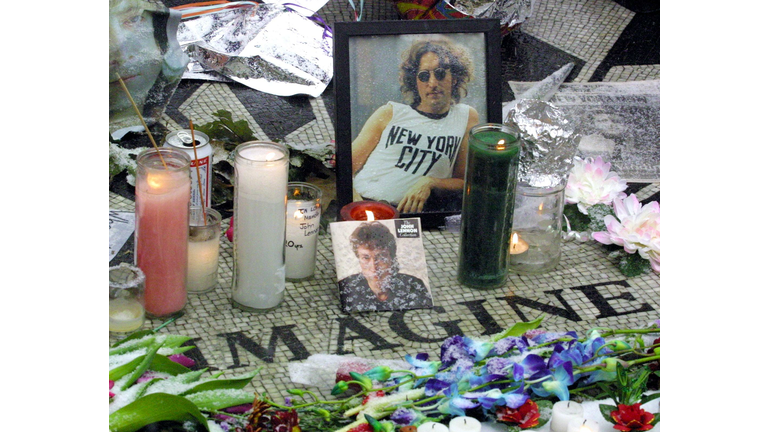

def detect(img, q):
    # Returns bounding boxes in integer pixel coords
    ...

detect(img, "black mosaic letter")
[180,337,217,371]
[457,300,504,335]
[218,325,310,369]
[335,316,402,355]
[499,289,581,322]
[388,306,463,343]
[571,280,655,318]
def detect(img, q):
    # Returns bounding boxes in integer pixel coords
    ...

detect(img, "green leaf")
[650,412,660,426]
[534,399,553,425]
[110,351,190,383]
[598,404,616,423]
[180,370,260,396]
[109,393,210,432]
[640,392,660,405]
[562,204,591,232]
[490,317,544,342]
[110,356,145,382]
[185,389,256,412]
[111,330,154,348]
[617,252,651,277]
[121,343,162,390]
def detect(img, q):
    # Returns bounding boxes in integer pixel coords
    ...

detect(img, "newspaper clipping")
[508,80,660,182]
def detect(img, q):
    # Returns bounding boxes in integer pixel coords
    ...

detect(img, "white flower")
[593,194,660,273]
[565,156,627,214]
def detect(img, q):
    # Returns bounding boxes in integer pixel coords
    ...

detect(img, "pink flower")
[593,194,660,272]
[565,157,627,214]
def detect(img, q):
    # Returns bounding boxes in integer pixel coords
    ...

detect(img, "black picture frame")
[333,19,502,229]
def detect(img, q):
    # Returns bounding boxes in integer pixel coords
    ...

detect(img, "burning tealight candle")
[549,401,584,432]
[566,418,599,432]
[448,416,481,432]
[509,232,529,255]
[417,422,449,432]
[339,200,399,221]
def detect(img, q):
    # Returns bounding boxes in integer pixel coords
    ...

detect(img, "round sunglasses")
[417,68,448,83]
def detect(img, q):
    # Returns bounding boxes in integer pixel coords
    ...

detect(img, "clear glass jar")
[508,183,565,274]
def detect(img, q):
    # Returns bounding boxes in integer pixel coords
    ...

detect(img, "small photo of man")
[330,219,432,313]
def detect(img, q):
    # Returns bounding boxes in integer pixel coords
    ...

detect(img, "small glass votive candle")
[285,182,323,281]
[508,183,565,274]
[339,201,399,221]
[187,207,222,293]
[109,263,146,333]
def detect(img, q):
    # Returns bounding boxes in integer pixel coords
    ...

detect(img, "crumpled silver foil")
[448,0,534,29]
[177,3,333,97]
[505,99,580,188]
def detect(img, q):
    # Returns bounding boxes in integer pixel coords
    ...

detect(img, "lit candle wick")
[147,174,163,189]
[266,152,276,161]
[496,139,506,150]
[365,210,375,221]
[293,209,304,220]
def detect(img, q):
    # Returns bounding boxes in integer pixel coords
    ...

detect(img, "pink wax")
[135,162,190,318]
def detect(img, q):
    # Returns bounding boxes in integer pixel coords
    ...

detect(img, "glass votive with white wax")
[187,207,222,293]
[285,182,323,281]
[508,183,565,274]
[109,263,146,334]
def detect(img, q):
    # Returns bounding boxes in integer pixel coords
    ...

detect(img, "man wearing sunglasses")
[352,36,479,214]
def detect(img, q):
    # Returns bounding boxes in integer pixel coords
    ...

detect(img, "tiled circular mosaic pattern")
[109,186,660,401]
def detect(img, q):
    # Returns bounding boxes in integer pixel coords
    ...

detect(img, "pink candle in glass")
[135,148,191,318]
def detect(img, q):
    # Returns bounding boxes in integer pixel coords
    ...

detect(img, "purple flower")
[484,357,515,376]
[168,354,195,368]
[223,403,253,414]
[424,378,451,396]
[440,336,470,367]
[390,408,425,426]
[493,337,528,355]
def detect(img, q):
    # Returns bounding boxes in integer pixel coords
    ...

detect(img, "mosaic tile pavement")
[109,186,660,402]
[110,0,660,402]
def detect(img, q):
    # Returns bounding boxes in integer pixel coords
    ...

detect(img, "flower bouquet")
[109,318,660,432]
[563,157,660,277]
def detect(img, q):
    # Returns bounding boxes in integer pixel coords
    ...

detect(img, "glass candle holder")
[135,147,190,318]
[285,182,323,281]
[231,141,289,312]
[187,206,222,293]
[508,183,565,274]
[109,263,146,333]
[339,201,399,221]
[457,124,521,289]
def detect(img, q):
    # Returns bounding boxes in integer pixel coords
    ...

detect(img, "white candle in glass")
[417,422,449,432]
[285,195,321,280]
[187,236,219,292]
[231,142,288,310]
[448,417,481,432]
[109,298,145,332]
[550,401,584,432]
[566,418,599,432]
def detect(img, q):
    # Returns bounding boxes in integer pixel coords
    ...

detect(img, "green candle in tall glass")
[458,124,520,288]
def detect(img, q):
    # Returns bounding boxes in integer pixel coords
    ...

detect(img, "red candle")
[340,201,399,221]
[135,149,190,318]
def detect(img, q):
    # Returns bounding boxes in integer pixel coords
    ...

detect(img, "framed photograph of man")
[330,218,433,313]
[333,19,502,228]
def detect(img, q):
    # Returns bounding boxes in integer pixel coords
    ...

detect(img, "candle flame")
[538,202,544,214]
[147,173,163,189]
[512,232,519,245]
[365,210,375,221]
[266,151,277,161]
[496,139,506,150]
[293,209,304,220]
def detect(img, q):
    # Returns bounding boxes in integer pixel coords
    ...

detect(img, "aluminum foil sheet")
[177,3,333,97]
[448,0,534,29]
[505,99,580,188]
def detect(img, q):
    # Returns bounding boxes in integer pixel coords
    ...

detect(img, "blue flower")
[389,408,425,426]
[463,388,505,410]
[424,378,451,397]
[440,336,471,367]
[436,383,480,416]
[483,357,514,376]
[501,383,529,409]
[363,366,393,382]
[530,362,574,401]
[405,354,440,376]
[520,354,547,377]
[463,337,494,362]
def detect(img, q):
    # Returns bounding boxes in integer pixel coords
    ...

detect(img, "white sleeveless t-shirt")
[354,102,470,205]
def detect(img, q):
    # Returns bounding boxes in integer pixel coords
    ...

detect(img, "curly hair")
[349,221,399,272]
[399,36,475,107]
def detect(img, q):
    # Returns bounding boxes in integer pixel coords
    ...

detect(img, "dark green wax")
[457,127,520,288]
